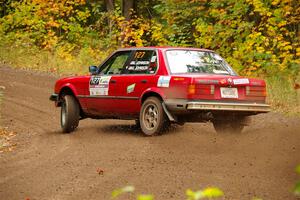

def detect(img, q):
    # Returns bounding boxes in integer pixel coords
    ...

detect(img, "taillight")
[263,88,267,97]
[246,86,250,95]
[210,85,215,95]
[188,84,196,95]
[246,86,266,97]
[188,84,215,95]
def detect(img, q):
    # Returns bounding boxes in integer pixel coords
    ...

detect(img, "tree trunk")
[105,0,114,40]
[105,0,114,12]
[122,0,135,20]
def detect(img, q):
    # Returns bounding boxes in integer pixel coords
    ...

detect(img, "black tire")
[134,119,141,129]
[139,97,168,136]
[61,95,80,133]
[212,119,244,134]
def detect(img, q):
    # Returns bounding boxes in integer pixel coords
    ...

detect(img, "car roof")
[117,46,214,52]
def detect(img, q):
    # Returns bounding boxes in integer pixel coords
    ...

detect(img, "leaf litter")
[0,128,17,153]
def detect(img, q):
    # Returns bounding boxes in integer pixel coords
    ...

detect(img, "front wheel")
[61,95,80,133]
[140,97,168,136]
[212,119,244,134]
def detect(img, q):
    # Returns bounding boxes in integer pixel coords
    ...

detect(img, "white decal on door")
[89,76,111,95]
[127,83,136,94]
[157,76,171,87]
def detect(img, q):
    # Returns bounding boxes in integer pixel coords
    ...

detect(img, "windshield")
[166,50,235,75]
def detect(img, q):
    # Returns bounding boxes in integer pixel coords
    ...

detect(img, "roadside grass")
[0,42,299,115]
[265,75,300,115]
[0,40,111,76]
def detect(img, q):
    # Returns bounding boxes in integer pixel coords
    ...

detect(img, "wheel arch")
[58,86,76,105]
[140,88,166,104]
[58,86,85,119]
[140,89,176,122]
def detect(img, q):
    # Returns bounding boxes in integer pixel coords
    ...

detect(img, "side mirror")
[89,65,98,75]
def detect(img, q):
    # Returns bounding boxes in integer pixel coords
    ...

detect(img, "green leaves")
[294,181,300,197]
[111,186,135,199]
[111,186,154,200]
[186,187,224,200]
[296,165,300,175]
[202,187,224,198]
[294,165,300,197]
[111,186,223,200]
[137,194,154,200]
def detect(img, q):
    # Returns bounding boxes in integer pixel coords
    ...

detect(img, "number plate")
[220,87,238,98]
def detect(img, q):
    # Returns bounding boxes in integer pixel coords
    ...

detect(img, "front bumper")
[49,93,59,102]
[165,99,271,113]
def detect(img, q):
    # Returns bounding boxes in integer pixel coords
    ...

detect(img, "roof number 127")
[134,51,145,59]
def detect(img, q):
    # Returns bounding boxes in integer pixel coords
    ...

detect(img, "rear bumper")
[165,99,271,113]
[187,101,270,112]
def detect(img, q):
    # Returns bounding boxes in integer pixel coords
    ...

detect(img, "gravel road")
[0,66,299,200]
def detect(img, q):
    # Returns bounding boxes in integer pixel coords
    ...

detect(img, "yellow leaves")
[56,43,75,61]
[42,33,58,50]
[76,10,90,23]
[277,20,287,27]
[282,45,292,51]
[186,187,224,200]
[0,128,17,153]
[266,12,272,17]
[248,0,270,16]
[271,0,280,6]
[256,46,265,53]
[47,20,60,28]
[296,48,300,57]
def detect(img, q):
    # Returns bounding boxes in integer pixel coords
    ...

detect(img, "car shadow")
[99,124,141,134]
[98,123,183,137]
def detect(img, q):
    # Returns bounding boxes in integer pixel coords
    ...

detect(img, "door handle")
[110,80,117,83]
[141,79,148,83]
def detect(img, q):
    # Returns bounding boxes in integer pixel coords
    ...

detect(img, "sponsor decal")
[157,76,171,87]
[220,79,227,84]
[127,83,136,94]
[151,56,157,62]
[89,76,111,96]
[233,78,249,85]
[227,78,233,85]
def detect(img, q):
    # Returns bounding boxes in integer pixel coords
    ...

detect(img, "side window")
[124,50,157,74]
[99,51,132,75]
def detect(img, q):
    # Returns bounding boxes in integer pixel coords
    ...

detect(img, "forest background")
[0,0,299,113]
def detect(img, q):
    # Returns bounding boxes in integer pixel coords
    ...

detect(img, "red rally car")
[50,47,270,136]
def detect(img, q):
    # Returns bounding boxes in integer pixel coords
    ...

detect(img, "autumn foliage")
[0,0,299,77]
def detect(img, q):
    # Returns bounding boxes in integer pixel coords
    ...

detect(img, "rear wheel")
[61,95,80,133]
[140,97,168,136]
[212,119,244,134]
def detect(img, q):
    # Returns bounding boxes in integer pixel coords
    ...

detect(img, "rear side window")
[124,50,157,74]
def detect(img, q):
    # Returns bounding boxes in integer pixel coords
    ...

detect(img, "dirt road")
[0,66,299,200]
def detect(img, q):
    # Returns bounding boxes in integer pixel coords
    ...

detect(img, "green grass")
[0,40,110,76]
[266,75,300,114]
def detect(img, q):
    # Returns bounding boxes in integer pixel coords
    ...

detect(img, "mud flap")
[162,102,177,122]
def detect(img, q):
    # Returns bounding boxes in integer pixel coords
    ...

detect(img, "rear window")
[166,50,235,75]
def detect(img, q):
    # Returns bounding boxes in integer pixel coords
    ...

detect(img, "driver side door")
[86,50,133,116]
